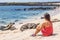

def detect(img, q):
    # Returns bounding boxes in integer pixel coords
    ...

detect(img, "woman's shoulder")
[43,21,52,26]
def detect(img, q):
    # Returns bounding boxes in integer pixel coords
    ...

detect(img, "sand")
[0,7,60,40]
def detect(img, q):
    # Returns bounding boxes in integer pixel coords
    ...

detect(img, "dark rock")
[20,24,28,31]
[28,8,34,10]
[0,22,16,31]
[20,23,40,31]
[24,8,26,11]
[15,9,21,11]
[15,20,19,22]
[27,7,56,11]
[41,17,44,19]
[9,26,16,31]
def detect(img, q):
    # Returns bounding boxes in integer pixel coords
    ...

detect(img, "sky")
[0,0,60,2]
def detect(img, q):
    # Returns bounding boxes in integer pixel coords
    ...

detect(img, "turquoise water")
[0,6,55,24]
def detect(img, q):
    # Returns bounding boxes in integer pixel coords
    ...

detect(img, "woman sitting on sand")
[32,13,53,36]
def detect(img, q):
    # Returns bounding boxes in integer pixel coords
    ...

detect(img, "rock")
[15,9,21,11]
[24,8,26,11]
[41,17,44,19]
[0,26,6,30]
[20,24,28,31]
[15,20,19,22]
[0,22,16,31]
[9,26,16,31]
[20,23,40,31]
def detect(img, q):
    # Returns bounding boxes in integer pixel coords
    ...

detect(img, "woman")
[32,13,53,36]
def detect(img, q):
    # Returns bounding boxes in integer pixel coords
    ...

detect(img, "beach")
[0,7,60,40]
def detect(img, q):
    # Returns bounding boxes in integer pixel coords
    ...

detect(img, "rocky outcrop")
[28,7,56,10]
[15,7,56,11]
[0,23,16,31]
[15,9,21,11]
[20,23,40,31]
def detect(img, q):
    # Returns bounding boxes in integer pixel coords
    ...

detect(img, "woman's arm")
[33,23,44,36]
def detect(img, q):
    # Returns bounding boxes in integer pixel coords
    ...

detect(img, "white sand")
[0,7,60,40]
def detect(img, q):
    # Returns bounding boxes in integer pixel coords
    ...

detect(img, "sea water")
[0,6,55,25]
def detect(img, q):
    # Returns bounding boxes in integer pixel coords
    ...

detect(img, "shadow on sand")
[37,33,58,37]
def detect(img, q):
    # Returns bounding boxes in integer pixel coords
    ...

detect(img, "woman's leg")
[34,26,41,35]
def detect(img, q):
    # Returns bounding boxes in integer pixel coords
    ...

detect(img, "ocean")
[0,6,55,25]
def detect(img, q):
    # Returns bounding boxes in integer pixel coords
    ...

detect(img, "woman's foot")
[31,34,36,37]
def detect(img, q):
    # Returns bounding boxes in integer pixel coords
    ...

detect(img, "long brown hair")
[44,13,50,21]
